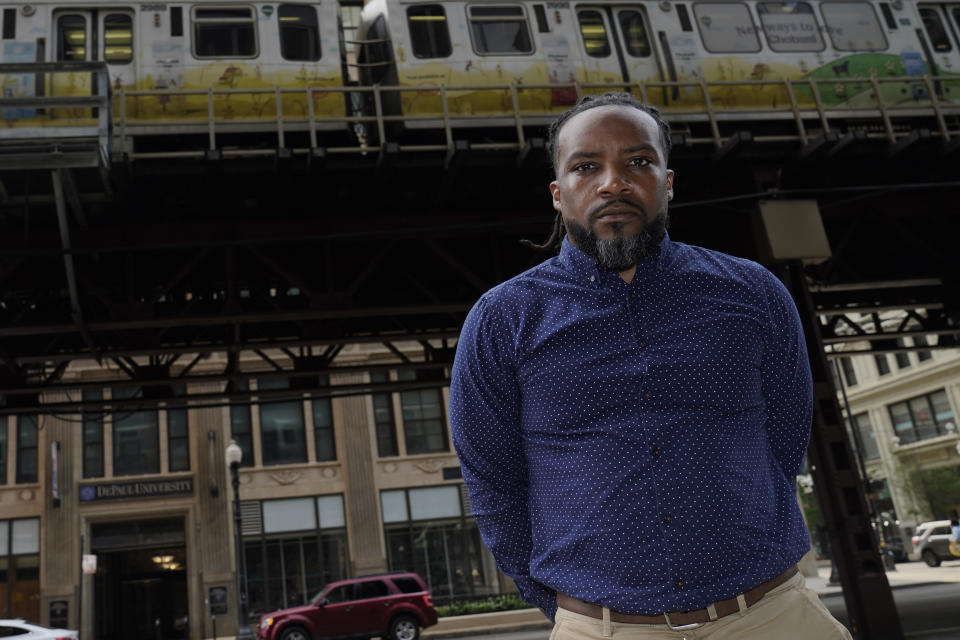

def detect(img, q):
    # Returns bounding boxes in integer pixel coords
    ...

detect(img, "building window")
[839,357,857,387]
[888,389,955,445]
[851,412,880,460]
[192,6,258,58]
[894,339,911,369]
[914,335,933,362]
[820,2,887,51]
[244,495,348,614]
[258,378,307,466]
[371,371,398,457]
[874,354,890,376]
[112,387,160,476]
[756,2,824,51]
[167,407,190,472]
[468,5,533,55]
[231,380,254,467]
[279,4,320,61]
[82,390,104,478]
[407,5,452,58]
[0,419,6,485]
[103,14,133,64]
[0,518,40,620]
[313,379,335,462]
[15,416,37,484]
[381,486,500,603]
[397,370,448,455]
[693,3,761,53]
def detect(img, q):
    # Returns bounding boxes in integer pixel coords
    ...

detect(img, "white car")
[0,619,78,640]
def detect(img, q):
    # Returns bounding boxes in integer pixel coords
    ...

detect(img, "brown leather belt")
[556,566,799,627]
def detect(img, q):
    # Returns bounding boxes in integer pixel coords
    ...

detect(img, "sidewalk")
[806,558,960,596]
[424,559,960,638]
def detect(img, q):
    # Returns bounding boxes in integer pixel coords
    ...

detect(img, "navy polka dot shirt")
[450,233,813,622]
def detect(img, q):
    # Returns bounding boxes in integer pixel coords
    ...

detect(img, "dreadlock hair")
[521,92,673,253]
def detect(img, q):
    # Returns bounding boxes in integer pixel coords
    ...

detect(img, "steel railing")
[2,65,957,161]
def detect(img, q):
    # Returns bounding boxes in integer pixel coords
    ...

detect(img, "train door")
[572,5,666,99]
[918,4,960,75]
[52,9,137,115]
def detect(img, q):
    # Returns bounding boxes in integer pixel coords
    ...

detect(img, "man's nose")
[597,168,633,195]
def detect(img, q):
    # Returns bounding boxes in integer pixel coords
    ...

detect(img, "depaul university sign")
[79,478,194,502]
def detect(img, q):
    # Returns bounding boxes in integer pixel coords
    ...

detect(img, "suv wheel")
[388,615,420,640]
[279,625,310,640]
[922,549,941,567]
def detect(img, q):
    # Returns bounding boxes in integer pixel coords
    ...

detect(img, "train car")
[356,0,960,126]
[0,0,353,138]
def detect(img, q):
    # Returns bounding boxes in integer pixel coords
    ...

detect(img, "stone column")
[333,373,386,575]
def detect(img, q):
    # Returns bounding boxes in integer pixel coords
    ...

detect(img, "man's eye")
[630,157,652,167]
[573,163,595,172]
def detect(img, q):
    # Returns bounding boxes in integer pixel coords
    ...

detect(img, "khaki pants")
[549,572,852,640]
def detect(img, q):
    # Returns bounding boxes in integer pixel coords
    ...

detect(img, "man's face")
[549,105,674,269]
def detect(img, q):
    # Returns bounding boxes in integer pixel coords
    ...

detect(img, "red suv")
[256,572,439,640]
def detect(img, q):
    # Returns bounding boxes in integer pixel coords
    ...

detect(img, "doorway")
[91,518,188,640]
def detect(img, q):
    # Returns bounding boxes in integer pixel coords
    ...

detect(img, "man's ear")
[665,170,675,201]
[549,181,561,212]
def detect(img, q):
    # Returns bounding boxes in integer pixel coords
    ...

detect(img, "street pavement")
[432,560,960,639]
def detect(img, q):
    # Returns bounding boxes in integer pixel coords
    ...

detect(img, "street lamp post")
[226,440,255,640]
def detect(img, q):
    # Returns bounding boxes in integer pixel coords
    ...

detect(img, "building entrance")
[91,518,188,640]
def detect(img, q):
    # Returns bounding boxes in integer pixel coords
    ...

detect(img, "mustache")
[588,199,647,222]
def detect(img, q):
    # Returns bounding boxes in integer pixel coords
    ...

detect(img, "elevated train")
[1,0,958,150]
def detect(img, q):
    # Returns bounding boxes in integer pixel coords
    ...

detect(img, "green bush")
[435,594,532,617]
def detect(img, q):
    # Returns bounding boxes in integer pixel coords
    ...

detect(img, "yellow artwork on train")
[390,54,958,118]
[2,63,346,128]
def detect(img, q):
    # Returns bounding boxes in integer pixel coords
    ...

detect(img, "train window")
[919,8,952,52]
[104,15,133,64]
[407,5,452,58]
[2,8,15,39]
[618,11,652,57]
[192,6,258,58]
[879,3,896,29]
[819,3,887,50]
[57,15,87,61]
[534,4,549,32]
[279,5,320,60]
[468,5,534,55]
[578,10,611,57]
[693,3,761,53]
[757,2,824,52]
[171,6,184,37]
[676,4,693,31]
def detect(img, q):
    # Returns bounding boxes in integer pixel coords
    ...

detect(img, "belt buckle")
[664,612,705,632]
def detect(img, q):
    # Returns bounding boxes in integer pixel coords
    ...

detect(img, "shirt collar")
[558,231,676,287]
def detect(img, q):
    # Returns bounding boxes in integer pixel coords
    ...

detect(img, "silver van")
[910,520,958,566]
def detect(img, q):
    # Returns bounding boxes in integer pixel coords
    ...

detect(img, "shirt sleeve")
[760,272,813,480]
[449,294,558,621]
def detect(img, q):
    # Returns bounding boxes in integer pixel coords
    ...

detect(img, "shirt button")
[644,391,652,399]
[664,515,672,522]
[637,340,645,348]
[676,579,684,588]
[652,448,660,457]
[589,276,595,282]
[629,292,637,299]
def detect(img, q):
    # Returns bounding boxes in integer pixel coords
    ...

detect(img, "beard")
[566,205,669,271]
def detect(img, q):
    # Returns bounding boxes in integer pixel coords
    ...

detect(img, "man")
[449,93,850,639]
